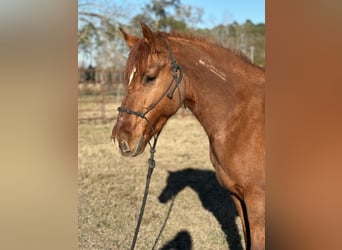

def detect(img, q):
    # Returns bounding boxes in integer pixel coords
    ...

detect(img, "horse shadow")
[160,230,192,250]
[158,168,244,250]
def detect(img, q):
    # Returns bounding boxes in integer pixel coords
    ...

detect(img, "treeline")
[194,21,265,66]
[78,0,264,68]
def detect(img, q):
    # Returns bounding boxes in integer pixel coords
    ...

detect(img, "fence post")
[116,83,123,104]
[100,71,106,123]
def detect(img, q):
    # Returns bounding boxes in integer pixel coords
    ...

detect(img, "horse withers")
[112,23,265,250]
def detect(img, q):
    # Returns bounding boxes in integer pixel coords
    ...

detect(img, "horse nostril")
[118,139,130,153]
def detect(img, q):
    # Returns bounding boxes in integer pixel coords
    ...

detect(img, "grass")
[78,100,245,249]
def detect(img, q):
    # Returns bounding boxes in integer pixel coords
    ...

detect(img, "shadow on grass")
[158,168,244,250]
[160,230,192,250]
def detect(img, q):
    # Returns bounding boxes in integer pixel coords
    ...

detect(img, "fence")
[78,68,191,123]
[78,68,125,123]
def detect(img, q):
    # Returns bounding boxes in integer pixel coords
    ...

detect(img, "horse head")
[112,23,184,157]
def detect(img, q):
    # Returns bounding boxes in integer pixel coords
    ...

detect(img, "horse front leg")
[231,194,249,249]
[244,188,265,250]
[209,148,248,249]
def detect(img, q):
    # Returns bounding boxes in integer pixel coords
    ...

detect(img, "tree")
[78,0,128,68]
[146,0,181,30]
[131,0,203,32]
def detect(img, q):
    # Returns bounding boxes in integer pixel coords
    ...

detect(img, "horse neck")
[169,37,265,138]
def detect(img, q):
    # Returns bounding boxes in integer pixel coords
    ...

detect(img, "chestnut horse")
[112,23,265,250]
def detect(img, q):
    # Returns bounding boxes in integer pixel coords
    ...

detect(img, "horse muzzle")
[112,135,145,157]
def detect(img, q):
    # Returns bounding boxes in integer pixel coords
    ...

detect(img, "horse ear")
[140,22,156,51]
[119,27,139,49]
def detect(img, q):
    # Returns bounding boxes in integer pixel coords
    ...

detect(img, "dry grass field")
[78,99,245,249]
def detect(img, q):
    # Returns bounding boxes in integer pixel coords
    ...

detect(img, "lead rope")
[130,133,159,250]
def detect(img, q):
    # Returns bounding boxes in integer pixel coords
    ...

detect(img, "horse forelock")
[125,32,169,83]
[125,40,149,82]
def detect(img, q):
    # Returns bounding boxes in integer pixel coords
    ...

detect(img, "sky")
[79,0,265,65]
[117,0,265,28]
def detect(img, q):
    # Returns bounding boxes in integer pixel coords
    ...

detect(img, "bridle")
[117,46,183,138]
[116,45,183,250]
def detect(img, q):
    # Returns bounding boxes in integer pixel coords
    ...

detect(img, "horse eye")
[144,75,156,84]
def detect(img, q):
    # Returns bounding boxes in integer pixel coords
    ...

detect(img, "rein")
[117,45,183,250]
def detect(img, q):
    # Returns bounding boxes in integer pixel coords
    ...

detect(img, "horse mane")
[165,31,257,66]
[125,30,261,81]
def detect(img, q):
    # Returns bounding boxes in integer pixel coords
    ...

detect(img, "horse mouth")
[116,135,145,157]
